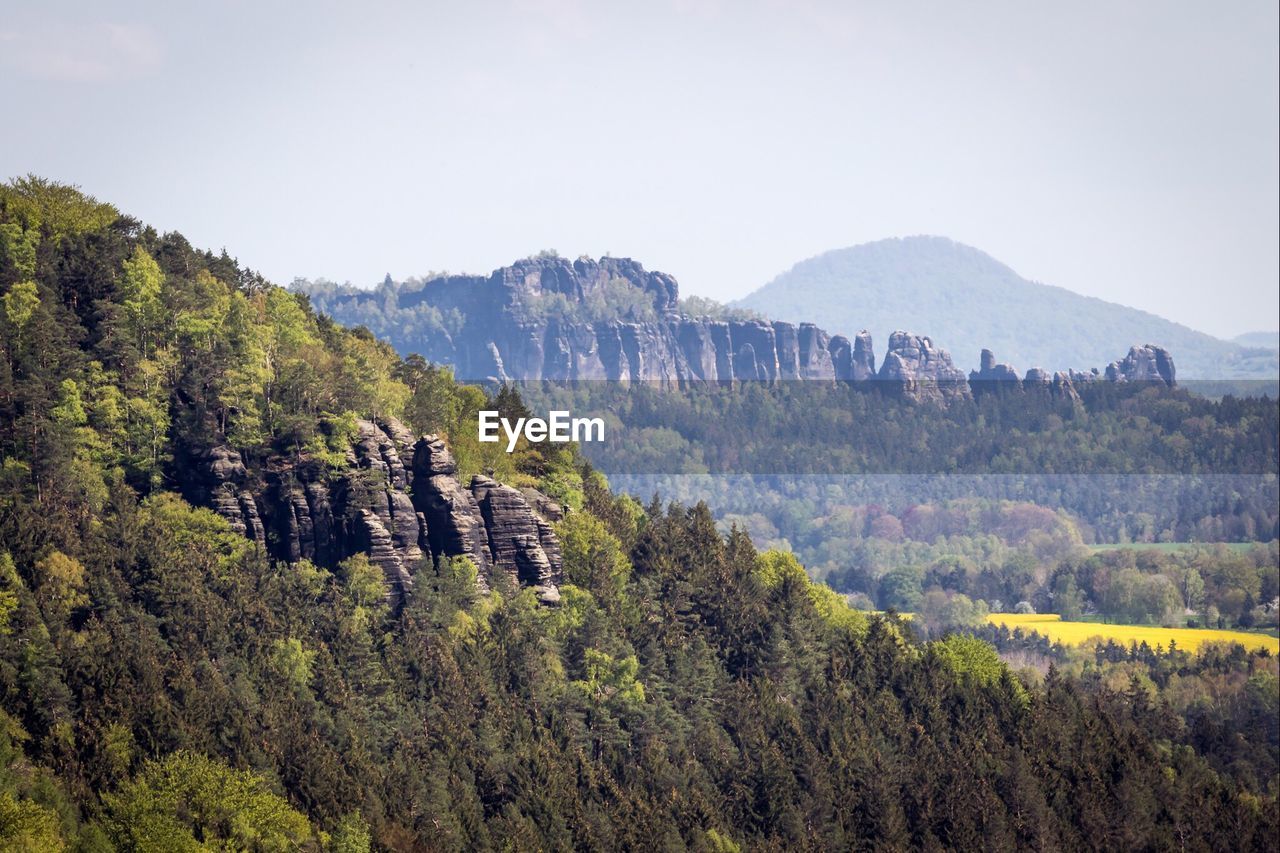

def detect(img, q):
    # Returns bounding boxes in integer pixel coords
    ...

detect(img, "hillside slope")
[2,178,1278,849]
[1235,330,1280,350]
[734,236,1278,379]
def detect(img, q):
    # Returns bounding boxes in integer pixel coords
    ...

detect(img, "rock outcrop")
[969,348,1021,387]
[411,434,494,589]
[472,476,562,603]
[191,422,563,607]
[306,255,1179,400]
[1105,344,1176,386]
[1022,368,1082,402]
[877,332,970,401]
[969,349,1087,402]
[193,445,265,546]
[317,256,895,385]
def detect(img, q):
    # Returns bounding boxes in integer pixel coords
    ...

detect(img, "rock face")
[969,348,1021,387]
[877,332,971,401]
[192,445,265,546]
[306,254,1179,400]
[970,350,1084,402]
[411,435,494,589]
[317,256,891,385]
[471,476,562,604]
[192,421,563,607]
[1105,344,1176,386]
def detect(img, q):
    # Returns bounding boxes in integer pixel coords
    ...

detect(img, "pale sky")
[1,0,1276,339]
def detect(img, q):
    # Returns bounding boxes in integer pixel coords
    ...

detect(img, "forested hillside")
[1,178,1277,849]
[734,236,1280,379]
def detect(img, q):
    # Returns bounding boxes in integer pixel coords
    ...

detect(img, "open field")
[987,613,1280,654]
[1085,542,1270,555]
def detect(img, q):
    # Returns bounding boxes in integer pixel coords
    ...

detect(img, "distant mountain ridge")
[1234,331,1280,350]
[732,236,1278,380]
[299,253,1179,400]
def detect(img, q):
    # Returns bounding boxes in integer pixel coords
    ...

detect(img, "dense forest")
[1,177,1277,849]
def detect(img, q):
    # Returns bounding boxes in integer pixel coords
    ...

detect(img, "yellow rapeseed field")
[986,613,1280,654]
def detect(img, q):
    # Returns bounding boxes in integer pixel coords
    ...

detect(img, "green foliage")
[101,751,316,851]
[269,638,317,691]
[701,827,742,852]
[917,590,989,638]
[0,178,1275,850]
[557,512,630,610]
[306,412,360,468]
[931,634,1010,691]
[572,648,646,708]
[878,566,924,612]
[2,282,39,331]
[0,175,117,240]
[33,552,88,621]
[537,447,585,512]
[120,247,165,354]
[0,789,66,852]
[677,294,763,322]
[759,549,866,633]
[0,556,20,637]
[329,812,371,853]
[0,224,38,282]
[339,554,387,610]
[757,548,809,590]
[519,276,659,323]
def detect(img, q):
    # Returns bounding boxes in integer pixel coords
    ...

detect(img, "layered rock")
[193,445,265,546]
[334,256,894,384]
[877,332,970,401]
[471,476,563,603]
[970,350,1082,402]
[1023,368,1082,402]
[410,435,494,588]
[1105,344,1176,386]
[191,423,563,608]
[308,255,1179,398]
[969,349,1021,385]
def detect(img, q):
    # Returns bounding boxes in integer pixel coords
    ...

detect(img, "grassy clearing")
[987,613,1279,654]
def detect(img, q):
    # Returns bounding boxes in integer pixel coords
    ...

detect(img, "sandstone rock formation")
[472,476,562,603]
[193,445,265,545]
[411,434,493,588]
[1022,368,1083,402]
[307,255,1179,400]
[1105,344,1176,386]
[193,422,563,607]
[877,332,971,401]
[969,349,1021,386]
[323,256,893,384]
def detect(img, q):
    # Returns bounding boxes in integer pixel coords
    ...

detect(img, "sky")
[1,1,1276,339]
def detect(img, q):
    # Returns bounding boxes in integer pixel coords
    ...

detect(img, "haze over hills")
[1235,331,1280,350]
[732,237,1280,380]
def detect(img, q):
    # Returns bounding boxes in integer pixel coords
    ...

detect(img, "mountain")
[732,236,1279,380]
[298,253,1177,398]
[1235,330,1280,350]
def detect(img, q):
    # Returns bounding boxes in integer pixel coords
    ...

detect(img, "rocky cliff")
[188,418,563,606]
[302,255,1176,401]
[970,344,1177,401]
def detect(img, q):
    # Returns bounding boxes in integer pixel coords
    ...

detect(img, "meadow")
[987,613,1280,654]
